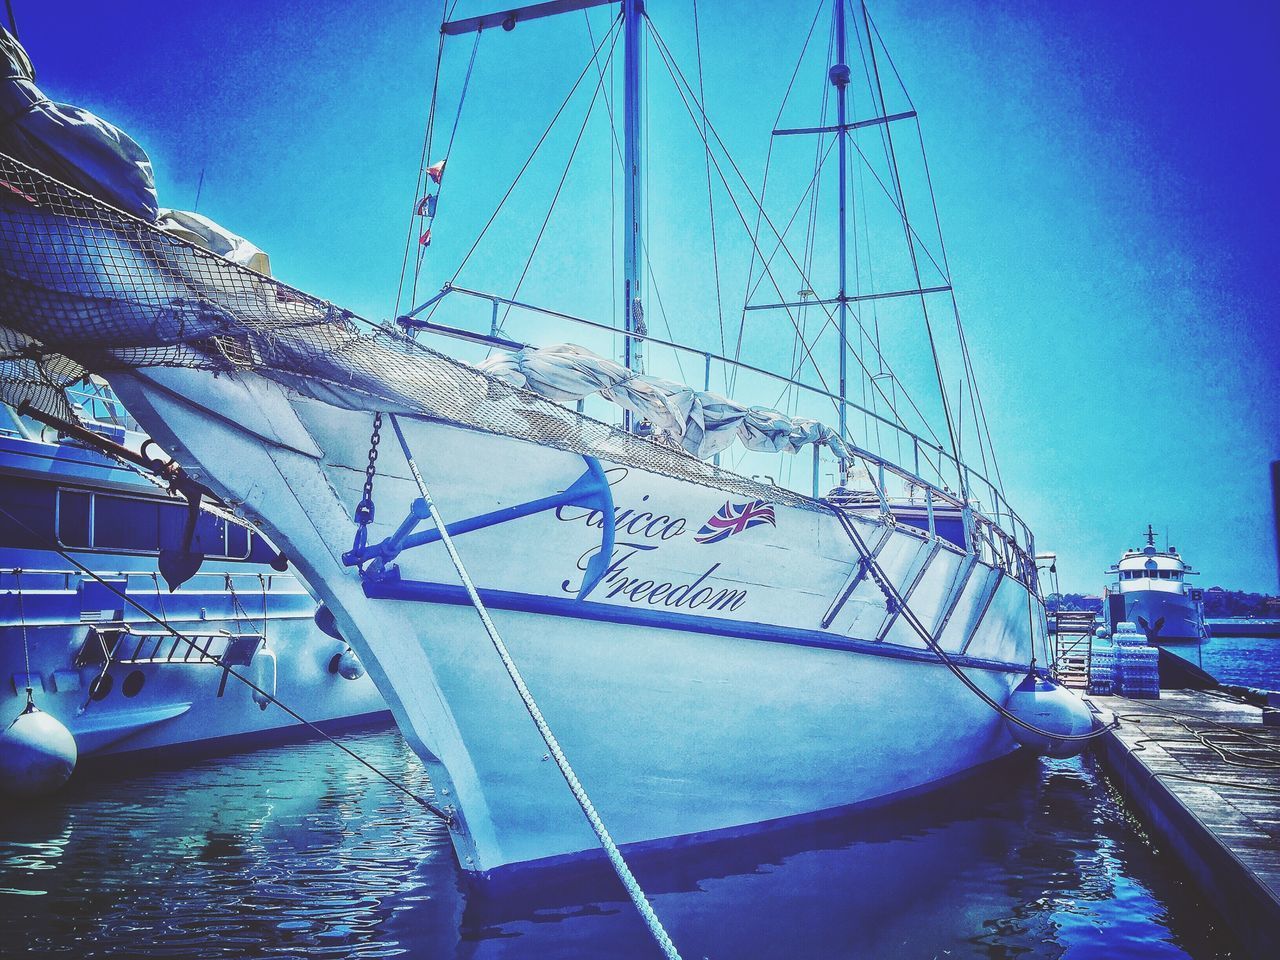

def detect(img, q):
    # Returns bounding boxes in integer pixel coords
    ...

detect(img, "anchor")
[343,455,616,601]
[157,485,206,591]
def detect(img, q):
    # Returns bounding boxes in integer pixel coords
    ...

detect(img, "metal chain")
[358,412,383,523]
[347,413,384,566]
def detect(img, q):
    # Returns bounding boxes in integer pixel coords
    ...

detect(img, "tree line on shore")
[1046,590,1280,619]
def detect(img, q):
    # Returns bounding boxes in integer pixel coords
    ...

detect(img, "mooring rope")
[386,414,683,960]
[13,567,34,710]
[825,503,1113,743]
[0,502,452,823]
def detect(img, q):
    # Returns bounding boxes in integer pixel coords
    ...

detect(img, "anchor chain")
[348,413,383,565]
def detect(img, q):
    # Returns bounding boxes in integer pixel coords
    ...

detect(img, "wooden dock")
[1091,690,1280,959]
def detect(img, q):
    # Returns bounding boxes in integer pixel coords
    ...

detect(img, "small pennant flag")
[415,194,437,218]
[426,159,446,184]
[418,228,432,247]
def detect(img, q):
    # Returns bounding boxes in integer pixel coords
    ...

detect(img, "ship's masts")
[622,0,645,400]
[833,0,849,441]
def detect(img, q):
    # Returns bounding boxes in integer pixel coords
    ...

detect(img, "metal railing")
[397,284,1037,578]
[0,567,302,593]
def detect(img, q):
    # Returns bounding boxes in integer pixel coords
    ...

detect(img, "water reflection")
[0,726,1242,959]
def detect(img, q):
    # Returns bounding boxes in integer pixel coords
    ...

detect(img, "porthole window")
[89,673,113,701]
[122,670,145,698]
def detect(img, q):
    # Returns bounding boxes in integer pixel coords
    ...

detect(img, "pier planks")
[1092,690,1280,959]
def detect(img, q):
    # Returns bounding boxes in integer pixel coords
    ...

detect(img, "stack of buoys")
[0,695,77,798]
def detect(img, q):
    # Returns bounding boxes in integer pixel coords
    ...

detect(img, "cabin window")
[95,495,162,551]
[0,478,56,548]
[56,490,91,547]
[47,488,259,561]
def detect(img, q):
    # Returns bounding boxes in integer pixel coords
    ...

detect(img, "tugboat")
[1104,525,1206,644]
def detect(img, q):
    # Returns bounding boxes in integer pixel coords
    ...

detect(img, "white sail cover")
[155,208,272,275]
[479,343,850,461]
[1,27,268,277]
[0,27,158,220]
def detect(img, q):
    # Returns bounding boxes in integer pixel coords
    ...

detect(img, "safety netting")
[0,150,826,512]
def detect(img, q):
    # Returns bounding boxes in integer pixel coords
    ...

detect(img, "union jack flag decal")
[694,499,776,545]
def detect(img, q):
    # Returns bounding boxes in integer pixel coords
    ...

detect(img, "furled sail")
[479,343,849,461]
[154,209,271,276]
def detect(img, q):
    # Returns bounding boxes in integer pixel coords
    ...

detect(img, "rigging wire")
[787,15,835,425]
[691,0,726,359]
[733,0,828,395]
[581,10,619,364]
[775,15,835,489]
[498,24,621,328]
[394,24,449,321]
[581,13,687,384]
[857,0,964,495]
[646,16,945,454]
[859,5,1005,490]
[739,136,837,310]
[0,502,453,823]
[646,17,939,448]
[438,14,623,304]
[409,28,483,309]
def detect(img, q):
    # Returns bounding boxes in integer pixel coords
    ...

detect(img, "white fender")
[250,643,277,711]
[0,701,78,797]
[1004,674,1095,758]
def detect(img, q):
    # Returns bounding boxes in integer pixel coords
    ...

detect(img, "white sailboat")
[0,0,1096,882]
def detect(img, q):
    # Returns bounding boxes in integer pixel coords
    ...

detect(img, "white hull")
[108,366,1042,875]
[2,612,387,759]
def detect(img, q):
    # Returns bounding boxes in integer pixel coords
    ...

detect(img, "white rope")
[387,415,683,960]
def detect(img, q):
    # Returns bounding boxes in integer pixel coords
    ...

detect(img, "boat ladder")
[1050,610,1095,690]
[75,625,264,669]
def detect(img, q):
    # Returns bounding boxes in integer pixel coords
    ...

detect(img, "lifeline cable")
[386,413,684,960]
[826,503,1113,743]
[0,502,453,823]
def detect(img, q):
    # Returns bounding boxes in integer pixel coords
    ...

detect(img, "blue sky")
[12,0,1279,592]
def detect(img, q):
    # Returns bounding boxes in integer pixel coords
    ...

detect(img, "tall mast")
[831,0,851,440]
[622,0,645,407]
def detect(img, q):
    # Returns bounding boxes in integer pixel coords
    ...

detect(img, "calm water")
[1173,632,1280,690]
[1,715,1254,960]
[2,634,1269,957]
